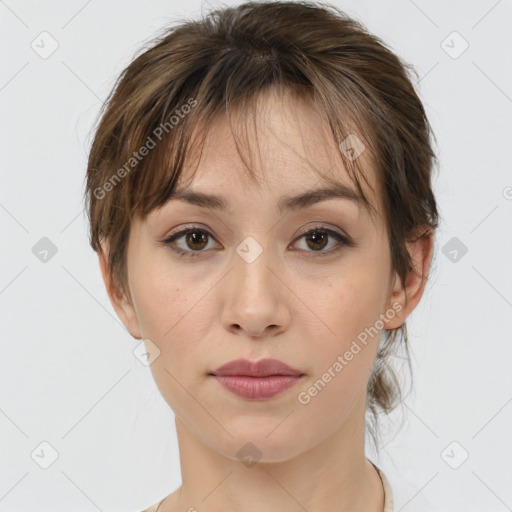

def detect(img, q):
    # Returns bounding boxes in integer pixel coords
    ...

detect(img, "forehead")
[175,88,381,217]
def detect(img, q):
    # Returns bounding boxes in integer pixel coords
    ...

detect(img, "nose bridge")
[233,234,275,302]
[234,236,273,297]
[221,234,289,336]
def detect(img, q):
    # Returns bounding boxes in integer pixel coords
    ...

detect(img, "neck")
[165,393,385,512]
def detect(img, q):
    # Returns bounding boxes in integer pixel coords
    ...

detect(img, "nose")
[221,243,291,339]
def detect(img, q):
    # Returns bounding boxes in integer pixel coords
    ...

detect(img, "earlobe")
[383,229,434,330]
[97,241,142,340]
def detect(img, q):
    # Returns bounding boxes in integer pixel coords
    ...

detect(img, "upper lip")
[210,358,304,377]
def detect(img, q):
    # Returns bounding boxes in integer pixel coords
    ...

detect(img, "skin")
[99,88,434,512]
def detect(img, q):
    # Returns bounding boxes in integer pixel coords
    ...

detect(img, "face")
[100,88,425,463]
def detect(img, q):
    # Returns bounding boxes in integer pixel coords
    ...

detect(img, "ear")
[98,241,142,339]
[383,229,435,329]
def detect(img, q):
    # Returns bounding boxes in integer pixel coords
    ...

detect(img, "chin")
[210,428,311,465]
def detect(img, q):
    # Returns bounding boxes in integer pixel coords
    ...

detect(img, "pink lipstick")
[210,358,305,400]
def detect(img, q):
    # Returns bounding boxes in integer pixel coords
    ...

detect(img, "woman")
[84,1,439,510]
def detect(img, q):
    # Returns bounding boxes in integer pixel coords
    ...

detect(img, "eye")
[291,226,351,256]
[161,224,352,259]
[161,226,219,258]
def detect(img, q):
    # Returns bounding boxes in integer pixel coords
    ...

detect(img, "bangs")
[122,80,379,228]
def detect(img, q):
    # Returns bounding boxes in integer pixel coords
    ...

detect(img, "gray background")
[1,0,511,510]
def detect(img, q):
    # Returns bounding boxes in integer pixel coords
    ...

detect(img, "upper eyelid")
[164,224,349,247]
[166,223,346,239]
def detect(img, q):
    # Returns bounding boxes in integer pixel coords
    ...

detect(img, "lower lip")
[212,375,303,399]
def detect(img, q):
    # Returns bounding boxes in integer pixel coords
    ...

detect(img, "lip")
[211,358,304,377]
[209,358,305,400]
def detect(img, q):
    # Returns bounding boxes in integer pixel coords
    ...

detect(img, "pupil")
[308,232,327,250]
[187,231,207,250]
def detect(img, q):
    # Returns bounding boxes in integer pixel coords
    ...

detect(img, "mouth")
[208,358,305,400]
[209,374,304,400]
[210,357,305,377]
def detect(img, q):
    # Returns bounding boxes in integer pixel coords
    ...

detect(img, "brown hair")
[83,0,439,451]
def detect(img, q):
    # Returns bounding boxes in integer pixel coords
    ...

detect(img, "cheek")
[294,275,386,426]
[320,271,388,346]
[130,258,219,376]
[130,254,202,339]
[305,262,389,388]
[132,266,212,411]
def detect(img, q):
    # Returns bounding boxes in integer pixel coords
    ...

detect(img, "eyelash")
[160,224,352,259]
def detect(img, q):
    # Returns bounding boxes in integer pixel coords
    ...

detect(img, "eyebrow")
[170,182,364,214]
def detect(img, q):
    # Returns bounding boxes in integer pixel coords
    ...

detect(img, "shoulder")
[372,463,394,512]
[372,454,435,512]
[140,499,164,512]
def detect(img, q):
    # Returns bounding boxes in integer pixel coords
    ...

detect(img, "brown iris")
[185,230,209,251]
[305,231,329,251]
